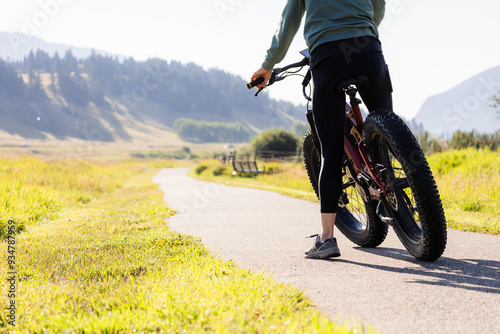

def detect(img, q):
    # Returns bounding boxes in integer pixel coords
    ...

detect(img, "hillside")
[413,65,500,137]
[0,48,304,143]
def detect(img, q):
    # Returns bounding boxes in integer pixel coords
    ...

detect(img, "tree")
[61,49,77,74]
[418,131,445,155]
[27,70,46,99]
[450,130,499,150]
[57,71,89,105]
[25,50,36,71]
[251,128,298,158]
[173,118,252,143]
[0,59,25,97]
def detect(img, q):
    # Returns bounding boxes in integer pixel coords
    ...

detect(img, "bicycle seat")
[337,75,369,92]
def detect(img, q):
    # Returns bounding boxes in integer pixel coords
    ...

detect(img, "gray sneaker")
[305,235,341,259]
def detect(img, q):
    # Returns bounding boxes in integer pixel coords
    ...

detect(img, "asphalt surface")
[152,168,500,334]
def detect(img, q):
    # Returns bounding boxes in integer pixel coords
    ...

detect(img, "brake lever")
[274,75,286,83]
[254,72,278,97]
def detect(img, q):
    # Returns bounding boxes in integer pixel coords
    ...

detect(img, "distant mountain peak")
[413,66,500,137]
[0,32,119,61]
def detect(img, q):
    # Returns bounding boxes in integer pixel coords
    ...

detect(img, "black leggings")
[311,49,393,213]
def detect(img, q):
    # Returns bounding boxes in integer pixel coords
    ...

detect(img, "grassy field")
[192,148,500,235]
[0,157,371,333]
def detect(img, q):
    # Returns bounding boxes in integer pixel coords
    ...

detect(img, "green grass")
[0,157,132,238]
[426,148,500,234]
[0,158,371,333]
[192,148,500,235]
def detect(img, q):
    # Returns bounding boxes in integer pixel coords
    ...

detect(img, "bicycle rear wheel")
[303,130,388,247]
[364,109,447,261]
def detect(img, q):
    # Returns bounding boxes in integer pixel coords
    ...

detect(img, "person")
[251,0,393,259]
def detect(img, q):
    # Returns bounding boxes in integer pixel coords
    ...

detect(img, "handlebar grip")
[247,77,265,89]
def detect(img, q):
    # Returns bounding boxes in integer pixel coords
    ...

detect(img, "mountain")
[0,46,305,143]
[0,32,118,61]
[413,66,500,138]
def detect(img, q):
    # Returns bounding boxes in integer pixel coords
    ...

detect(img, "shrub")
[462,199,484,212]
[251,128,298,158]
[195,164,208,175]
[212,166,226,176]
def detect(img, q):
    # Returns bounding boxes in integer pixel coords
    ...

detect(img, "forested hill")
[0,50,304,142]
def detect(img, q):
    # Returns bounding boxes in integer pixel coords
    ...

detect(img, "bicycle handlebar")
[274,57,309,74]
[246,57,310,91]
[247,77,265,89]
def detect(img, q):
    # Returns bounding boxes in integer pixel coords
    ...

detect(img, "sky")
[1,0,500,120]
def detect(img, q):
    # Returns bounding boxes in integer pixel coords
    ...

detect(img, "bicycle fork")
[345,89,401,225]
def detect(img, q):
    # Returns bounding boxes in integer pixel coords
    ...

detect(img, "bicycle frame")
[341,88,388,198]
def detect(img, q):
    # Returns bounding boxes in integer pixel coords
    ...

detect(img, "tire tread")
[365,109,447,261]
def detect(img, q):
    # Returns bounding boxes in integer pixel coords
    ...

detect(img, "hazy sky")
[1,0,499,120]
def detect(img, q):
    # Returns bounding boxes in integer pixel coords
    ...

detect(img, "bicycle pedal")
[357,171,371,183]
[374,164,386,173]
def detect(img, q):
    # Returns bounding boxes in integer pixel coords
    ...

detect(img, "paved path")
[153,168,500,334]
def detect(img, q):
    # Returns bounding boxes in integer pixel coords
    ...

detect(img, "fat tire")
[364,109,447,261]
[302,130,388,247]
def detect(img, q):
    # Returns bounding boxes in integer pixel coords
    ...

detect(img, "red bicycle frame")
[343,89,388,198]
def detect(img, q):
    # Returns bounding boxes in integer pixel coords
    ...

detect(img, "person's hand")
[251,67,273,89]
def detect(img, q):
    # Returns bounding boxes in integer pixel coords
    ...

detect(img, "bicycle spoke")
[342,172,368,225]
[383,141,423,236]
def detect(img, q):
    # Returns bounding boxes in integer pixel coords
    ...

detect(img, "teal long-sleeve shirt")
[262,0,386,70]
